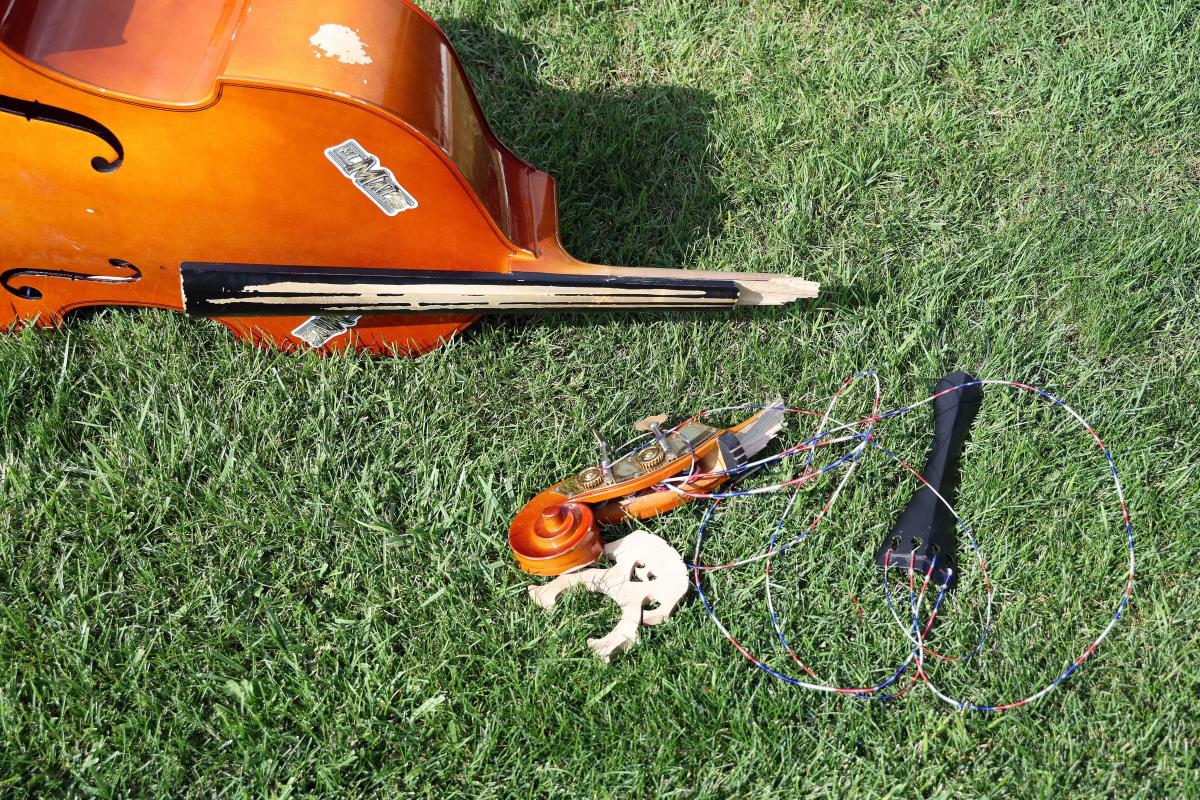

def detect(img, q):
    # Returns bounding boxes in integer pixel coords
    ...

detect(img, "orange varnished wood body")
[0,0,590,354]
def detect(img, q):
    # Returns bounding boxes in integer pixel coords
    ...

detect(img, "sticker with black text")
[325,139,417,216]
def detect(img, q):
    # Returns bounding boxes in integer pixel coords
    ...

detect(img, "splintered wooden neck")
[541,264,820,306]
[179,262,818,316]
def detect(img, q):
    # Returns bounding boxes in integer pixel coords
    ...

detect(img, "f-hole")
[0,259,141,300]
[0,94,124,172]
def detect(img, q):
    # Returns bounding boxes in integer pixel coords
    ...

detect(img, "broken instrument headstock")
[508,400,784,575]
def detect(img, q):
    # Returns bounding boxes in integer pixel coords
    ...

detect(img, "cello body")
[0,0,816,355]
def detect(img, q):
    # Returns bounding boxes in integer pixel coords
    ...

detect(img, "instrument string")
[614,373,1134,711]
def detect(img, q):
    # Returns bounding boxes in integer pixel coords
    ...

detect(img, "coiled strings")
[638,373,1134,711]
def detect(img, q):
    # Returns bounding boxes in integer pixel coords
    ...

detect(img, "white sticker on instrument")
[291,314,363,348]
[325,139,418,216]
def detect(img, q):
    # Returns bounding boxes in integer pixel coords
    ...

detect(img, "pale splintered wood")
[561,266,816,297]
[194,268,818,314]
[733,276,820,305]
[203,279,735,312]
[559,265,820,305]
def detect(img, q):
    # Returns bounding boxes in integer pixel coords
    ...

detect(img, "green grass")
[3,0,1199,796]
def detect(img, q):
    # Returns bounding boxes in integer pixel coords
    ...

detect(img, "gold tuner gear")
[634,446,666,473]
[577,466,605,490]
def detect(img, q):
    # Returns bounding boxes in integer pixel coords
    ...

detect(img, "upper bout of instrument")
[1,0,543,255]
[221,0,539,252]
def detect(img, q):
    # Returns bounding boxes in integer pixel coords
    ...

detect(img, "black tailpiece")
[875,371,982,588]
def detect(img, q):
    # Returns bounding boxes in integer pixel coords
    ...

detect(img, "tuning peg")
[592,429,614,481]
[634,413,673,454]
[633,414,668,432]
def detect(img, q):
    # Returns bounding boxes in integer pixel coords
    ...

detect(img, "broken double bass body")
[0,0,817,355]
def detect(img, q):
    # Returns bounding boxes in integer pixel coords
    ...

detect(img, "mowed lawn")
[3,0,1198,796]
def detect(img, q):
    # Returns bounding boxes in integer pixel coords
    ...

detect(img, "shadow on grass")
[440,21,874,345]
[439,19,725,266]
[437,19,753,342]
